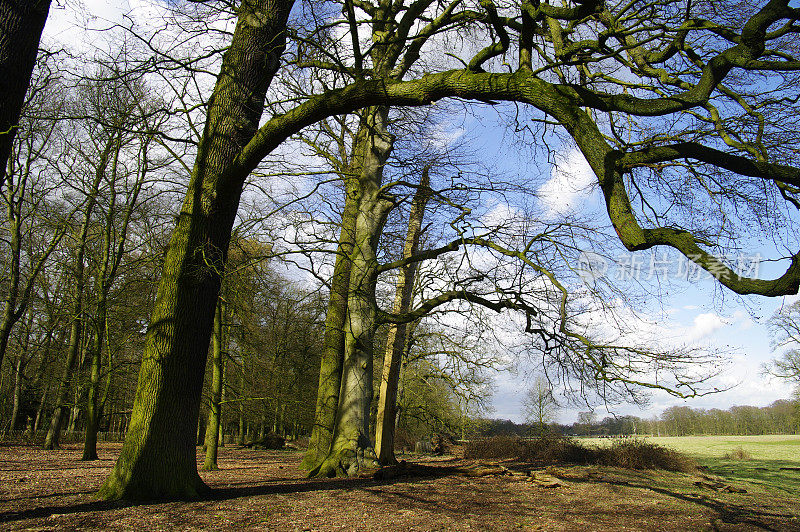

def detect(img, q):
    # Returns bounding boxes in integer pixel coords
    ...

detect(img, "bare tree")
[523,376,559,435]
[88,0,800,497]
[768,302,800,389]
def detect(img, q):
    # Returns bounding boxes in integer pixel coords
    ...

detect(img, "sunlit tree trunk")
[310,107,394,477]
[202,299,225,471]
[375,168,430,465]
[99,0,292,500]
[301,171,359,470]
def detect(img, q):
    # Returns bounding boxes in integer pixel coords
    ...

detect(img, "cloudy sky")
[43,0,800,425]
[476,115,798,424]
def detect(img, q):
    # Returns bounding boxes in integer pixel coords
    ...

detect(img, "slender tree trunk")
[43,143,109,450]
[310,107,394,477]
[84,139,143,461]
[375,168,430,465]
[81,327,103,460]
[237,370,245,445]
[0,0,51,188]
[202,300,224,471]
[0,295,17,375]
[43,306,84,449]
[301,185,358,470]
[219,361,226,448]
[5,306,32,433]
[8,350,23,432]
[66,383,81,433]
[99,1,293,500]
[33,382,48,432]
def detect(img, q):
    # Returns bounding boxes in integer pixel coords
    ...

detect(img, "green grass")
[582,435,800,495]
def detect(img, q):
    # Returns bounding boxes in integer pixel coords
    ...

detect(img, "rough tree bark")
[0,0,51,186]
[301,191,356,470]
[375,167,430,465]
[301,149,366,471]
[98,0,293,500]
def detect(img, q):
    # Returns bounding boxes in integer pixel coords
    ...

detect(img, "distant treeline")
[475,400,800,438]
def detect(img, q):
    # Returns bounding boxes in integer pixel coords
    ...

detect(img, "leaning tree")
[92,0,800,499]
[0,0,51,191]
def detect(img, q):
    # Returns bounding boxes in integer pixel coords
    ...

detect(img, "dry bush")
[598,439,695,472]
[518,434,597,463]
[466,434,695,472]
[723,446,752,460]
[393,428,415,453]
[464,435,527,460]
[292,436,310,449]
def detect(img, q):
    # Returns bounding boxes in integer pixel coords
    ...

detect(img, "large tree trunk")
[375,168,430,465]
[309,107,394,477]
[202,300,225,471]
[98,0,292,500]
[0,0,51,187]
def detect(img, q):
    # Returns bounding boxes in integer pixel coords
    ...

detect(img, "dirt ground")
[1,443,798,531]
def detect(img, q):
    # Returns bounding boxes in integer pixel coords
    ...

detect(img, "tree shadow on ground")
[1,461,796,530]
[0,464,458,524]
[562,472,794,531]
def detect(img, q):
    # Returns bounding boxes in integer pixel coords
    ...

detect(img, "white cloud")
[429,123,465,149]
[731,309,755,331]
[537,148,596,216]
[686,312,727,342]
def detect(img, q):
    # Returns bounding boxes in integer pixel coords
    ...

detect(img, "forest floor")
[1,443,799,531]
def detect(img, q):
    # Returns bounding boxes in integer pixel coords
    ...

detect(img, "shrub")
[393,428,415,453]
[465,434,695,472]
[518,433,598,463]
[464,435,527,460]
[723,446,752,460]
[599,439,695,472]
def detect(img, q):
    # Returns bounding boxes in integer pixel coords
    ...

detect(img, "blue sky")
[46,1,800,425]
[455,104,800,423]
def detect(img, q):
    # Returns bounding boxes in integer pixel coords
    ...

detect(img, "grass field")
[582,434,800,496]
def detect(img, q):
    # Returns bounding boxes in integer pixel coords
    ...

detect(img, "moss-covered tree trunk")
[81,329,102,460]
[202,299,225,471]
[7,347,24,432]
[310,107,394,477]
[375,168,430,465]
[98,0,292,500]
[301,175,359,470]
